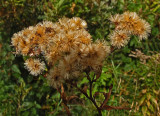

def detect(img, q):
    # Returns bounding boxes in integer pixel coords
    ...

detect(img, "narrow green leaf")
[142,106,147,116]
[139,95,146,106]
[11,64,21,74]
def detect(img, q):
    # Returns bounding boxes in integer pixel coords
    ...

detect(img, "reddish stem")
[100,85,113,108]
[57,86,72,116]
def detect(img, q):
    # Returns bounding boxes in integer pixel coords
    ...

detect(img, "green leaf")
[22,112,29,116]
[139,95,146,106]
[31,108,37,115]
[80,77,89,85]
[150,96,158,106]
[11,64,21,74]
[22,102,34,108]
[142,106,147,116]
[148,104,154,113]
[35,104,41,109]
[55,0,65,10]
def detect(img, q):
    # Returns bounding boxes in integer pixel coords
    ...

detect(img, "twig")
[100,85,113,108]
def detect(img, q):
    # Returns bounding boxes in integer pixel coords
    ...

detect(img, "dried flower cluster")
[109,11,151,48]
[11,17,110,87]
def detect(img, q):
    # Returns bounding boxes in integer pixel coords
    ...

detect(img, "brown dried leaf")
[66,95,78,101]
[83,85,88,93]
[102,105,130,110]
[94,92,100,98]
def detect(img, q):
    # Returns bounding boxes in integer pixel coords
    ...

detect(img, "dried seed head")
[109,30,130,49]
[24,58,45,76]
[47,67,63,88]
[109,11,151,45]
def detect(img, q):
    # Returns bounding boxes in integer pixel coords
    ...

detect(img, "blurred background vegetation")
[0,0,159,116]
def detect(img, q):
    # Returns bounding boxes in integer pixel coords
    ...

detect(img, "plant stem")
[62,103,72,116]
[100,85,113,108]
[57,87,72,116]
[68,81,102,116]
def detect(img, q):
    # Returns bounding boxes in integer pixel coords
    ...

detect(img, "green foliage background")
[0,0,159,116]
